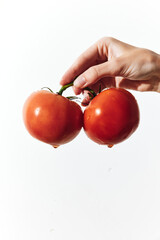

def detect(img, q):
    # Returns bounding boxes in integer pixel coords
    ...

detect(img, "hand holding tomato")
[61,37,160,106]
[24,37,160,148]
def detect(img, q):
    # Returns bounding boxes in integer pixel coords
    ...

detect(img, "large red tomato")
[83,88,140,147]
[23,90,83,147]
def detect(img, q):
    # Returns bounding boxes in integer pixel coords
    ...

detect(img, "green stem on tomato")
[66,96,81,100]
[57,81,97,98]
[57,82,74,95]
[41,87,53,93]
[84,87,97,98]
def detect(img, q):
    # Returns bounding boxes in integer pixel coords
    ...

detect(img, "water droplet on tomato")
[52,145,59,149]
[108,144,114,148]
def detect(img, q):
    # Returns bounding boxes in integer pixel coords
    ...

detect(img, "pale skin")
[60,37,160,105]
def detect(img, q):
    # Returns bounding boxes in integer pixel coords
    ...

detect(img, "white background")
[0,0,160,239]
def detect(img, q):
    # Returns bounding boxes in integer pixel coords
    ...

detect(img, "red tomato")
[83,88,140,146]
[23,90,83,147]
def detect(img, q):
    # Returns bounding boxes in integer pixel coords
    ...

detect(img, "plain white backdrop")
[0,0,160,239]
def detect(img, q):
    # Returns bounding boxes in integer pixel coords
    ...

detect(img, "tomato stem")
[41,87,53,93]
[58,82,74,95]
[58,81,97,98]
[66,96,81,100]
[84,87,97,98]
[99,84,102,93]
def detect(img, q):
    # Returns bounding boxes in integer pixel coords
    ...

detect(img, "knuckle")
[145,50,156,64]
[98,36,114,44]
[90,66,99,79]
[97,37,115,60]
[98,36,107,43]
[105,36,115,44]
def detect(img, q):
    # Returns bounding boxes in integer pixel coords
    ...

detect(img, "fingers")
[116,77,158,92]
[60,37,136,88]
[72,86,82,95]
[73,58,124,89]
[60,44,100,86]
[60,36,158,94]
[81,90,91,106]
[116,77,141,91]
[81,77,116,105]
[60,37,117,86]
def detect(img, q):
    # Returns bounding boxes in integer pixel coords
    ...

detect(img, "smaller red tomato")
[83,88,140,146]
[23,90,83,147]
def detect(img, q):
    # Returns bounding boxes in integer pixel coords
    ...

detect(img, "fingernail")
[74,76,86,88]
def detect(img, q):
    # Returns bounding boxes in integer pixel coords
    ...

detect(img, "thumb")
[73,58,124,89]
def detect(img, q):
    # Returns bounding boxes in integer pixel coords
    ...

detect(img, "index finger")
[60,43,99,86]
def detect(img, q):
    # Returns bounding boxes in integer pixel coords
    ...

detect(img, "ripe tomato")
[83,88,140,146]
[23,90,83,147]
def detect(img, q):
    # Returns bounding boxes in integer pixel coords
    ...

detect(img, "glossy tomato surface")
[23,90,83,147]
[83,88,140,146]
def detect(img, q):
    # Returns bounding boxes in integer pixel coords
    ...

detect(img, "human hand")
[60,37,160,105]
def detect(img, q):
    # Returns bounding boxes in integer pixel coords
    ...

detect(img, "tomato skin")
[83,88,140,145]
[23,90,83,146]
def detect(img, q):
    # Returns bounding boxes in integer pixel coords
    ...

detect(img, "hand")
[60,37,160,105]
